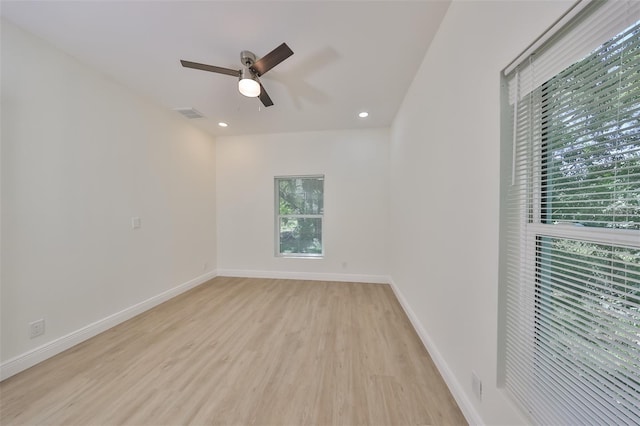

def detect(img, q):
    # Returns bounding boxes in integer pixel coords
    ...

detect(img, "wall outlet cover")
[472,371,483,402]
[29,319,45,339]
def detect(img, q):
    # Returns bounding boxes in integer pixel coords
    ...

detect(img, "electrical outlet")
[29,319,45,339]
[131,217,141,229]
[472,371,483,402]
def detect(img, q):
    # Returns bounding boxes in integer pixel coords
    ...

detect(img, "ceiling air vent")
[174,108,204,119]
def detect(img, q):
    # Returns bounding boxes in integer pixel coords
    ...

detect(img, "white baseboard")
[0,270,217,381]
[388,278,484,426]
[217,268,390,284]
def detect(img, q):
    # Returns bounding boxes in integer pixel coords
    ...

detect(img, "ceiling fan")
[180,43,294,107]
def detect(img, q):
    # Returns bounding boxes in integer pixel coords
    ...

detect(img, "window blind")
[502,1,640,424]
[507,0,640,104]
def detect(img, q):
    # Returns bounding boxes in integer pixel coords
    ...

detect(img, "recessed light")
[358,112,369,118]
[218,122,228,127]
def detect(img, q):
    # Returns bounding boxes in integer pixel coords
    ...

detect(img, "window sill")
[276,255,324,260]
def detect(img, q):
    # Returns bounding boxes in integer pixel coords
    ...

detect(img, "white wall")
[1,20,217,372]
[1,2,580,422]
[388,1,573,425]
[216,128,388,282]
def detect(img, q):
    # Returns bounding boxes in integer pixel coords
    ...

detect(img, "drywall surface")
[216,128,389,281]
[389,1,573,424]
[1,20,216,363]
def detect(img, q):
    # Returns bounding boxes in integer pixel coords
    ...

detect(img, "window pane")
[278,177,324,215]
[541,24,640,230]
[279,217,322,255]
[535,236,640,423]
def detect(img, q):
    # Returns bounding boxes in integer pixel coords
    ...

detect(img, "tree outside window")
[275,176,324,257]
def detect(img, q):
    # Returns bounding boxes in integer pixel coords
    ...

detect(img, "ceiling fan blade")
[180,60,240,77]
[258,82,274,107]
[251,43,294,76]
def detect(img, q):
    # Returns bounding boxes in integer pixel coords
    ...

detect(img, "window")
[502,3,640,424]
[275,175,324,257]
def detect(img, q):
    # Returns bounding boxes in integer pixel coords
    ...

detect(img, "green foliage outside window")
[534,22,640,417]
[276,176,323,255]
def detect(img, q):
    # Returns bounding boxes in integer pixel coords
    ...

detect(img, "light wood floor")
[0,277,466,425]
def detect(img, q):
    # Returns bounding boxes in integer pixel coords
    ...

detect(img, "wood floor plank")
[0,277,467,425]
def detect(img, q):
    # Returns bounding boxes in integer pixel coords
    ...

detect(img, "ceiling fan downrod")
[240,50,256,68]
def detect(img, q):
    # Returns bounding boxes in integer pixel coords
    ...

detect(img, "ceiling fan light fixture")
[238,67,260,98]
[181,43,293,107]
[181,42,293,107]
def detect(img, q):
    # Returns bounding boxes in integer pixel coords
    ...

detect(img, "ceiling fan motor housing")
[240,50,257,67]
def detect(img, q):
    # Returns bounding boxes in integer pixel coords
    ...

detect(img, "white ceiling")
[1,1,450,137]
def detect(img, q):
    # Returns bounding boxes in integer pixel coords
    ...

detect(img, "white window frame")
[274,175,324,258]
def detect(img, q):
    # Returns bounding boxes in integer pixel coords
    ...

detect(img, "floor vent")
[174,108,204,119]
